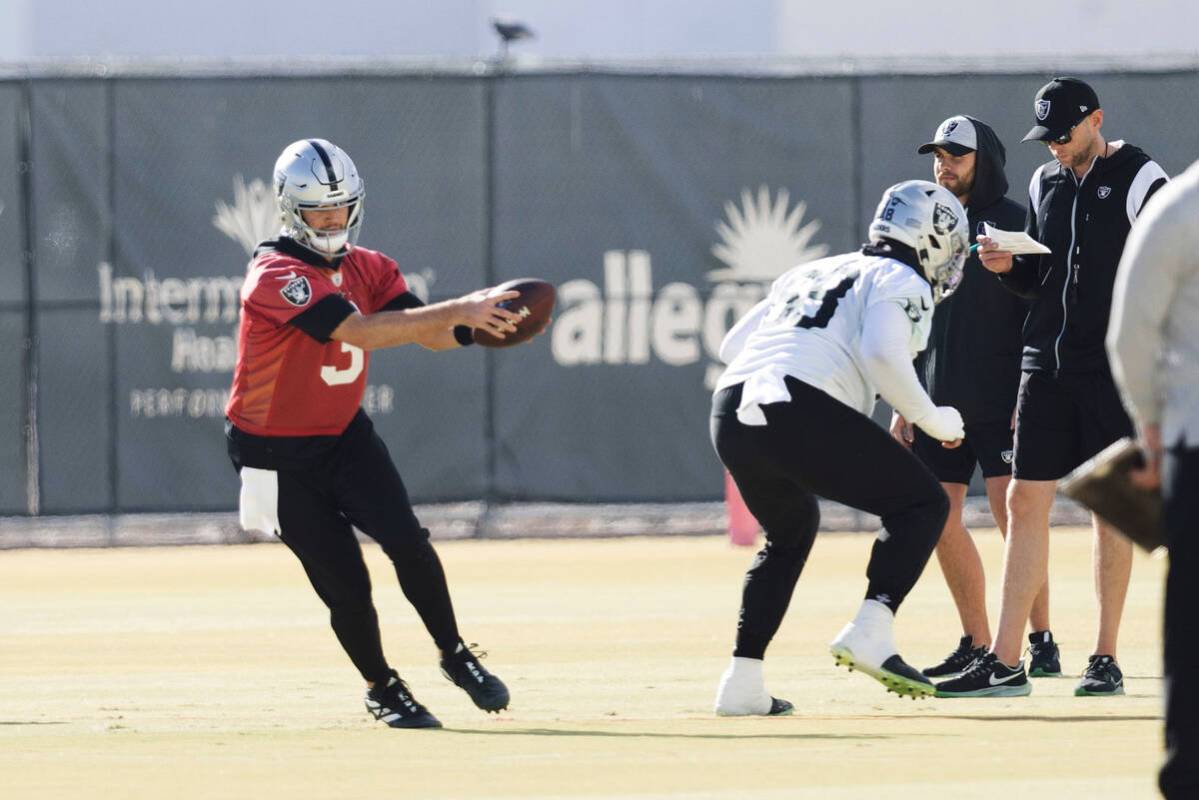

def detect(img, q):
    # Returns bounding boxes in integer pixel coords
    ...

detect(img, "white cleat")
[829,599,934,699]
[714,656,794,716]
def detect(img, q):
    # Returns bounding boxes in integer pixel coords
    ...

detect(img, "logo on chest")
[1097,186,1112,200]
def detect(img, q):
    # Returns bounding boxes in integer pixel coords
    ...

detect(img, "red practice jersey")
[226,243,409,436]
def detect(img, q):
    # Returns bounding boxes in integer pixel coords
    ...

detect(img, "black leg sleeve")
[1160,446,1199,799]
[335,422,462,655]
[275,471,391,684]
[713,378,947,616]
[713,410,820,659]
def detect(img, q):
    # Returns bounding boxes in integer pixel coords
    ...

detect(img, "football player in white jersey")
[711,180,970,714]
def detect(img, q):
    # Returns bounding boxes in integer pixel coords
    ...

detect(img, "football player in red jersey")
[226,139,525,728]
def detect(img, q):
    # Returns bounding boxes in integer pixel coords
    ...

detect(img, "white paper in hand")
[981,223,1052,255]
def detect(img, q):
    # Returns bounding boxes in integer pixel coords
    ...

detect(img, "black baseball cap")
[917,115,977,156]
[1022,77,1101,143]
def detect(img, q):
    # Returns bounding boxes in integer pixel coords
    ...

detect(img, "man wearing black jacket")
[937,78,1168,698]
[888,116,1053,681]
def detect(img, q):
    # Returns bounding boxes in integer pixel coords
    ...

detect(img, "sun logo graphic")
[550,185,827,385]
[212,174,280,257]
[708,185,828,282]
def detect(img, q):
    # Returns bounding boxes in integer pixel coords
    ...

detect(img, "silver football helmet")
[867,180,969,303]
[274,138,365,257]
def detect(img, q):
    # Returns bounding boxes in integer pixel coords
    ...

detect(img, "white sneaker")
[829,600,934,699]
[713,657,794,716]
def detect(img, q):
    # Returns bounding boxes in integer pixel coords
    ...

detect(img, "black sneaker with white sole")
[441,642,510,712]
[935,652,1032,698]
[365,671,442,729]
[1027,630,1062,677]
[1074,654,1124,696]
[922,635,988,679]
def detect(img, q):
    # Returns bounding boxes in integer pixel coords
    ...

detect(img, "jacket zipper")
[1053,156,1099,371]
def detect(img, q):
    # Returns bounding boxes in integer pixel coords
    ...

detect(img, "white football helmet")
[867,180,968,303]
[274,138,365,257]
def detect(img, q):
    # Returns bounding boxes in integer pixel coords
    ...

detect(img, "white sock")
[830,599,897,669]
[853,598,895,628]
[714,656,773,715]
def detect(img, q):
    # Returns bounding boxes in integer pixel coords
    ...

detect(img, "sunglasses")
[1047,112,1095,145]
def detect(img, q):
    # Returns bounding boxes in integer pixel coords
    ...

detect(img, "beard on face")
[937,172,972,198]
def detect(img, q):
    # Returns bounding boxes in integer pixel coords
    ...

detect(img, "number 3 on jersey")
[771,264,860,329]
[320,342,364,386]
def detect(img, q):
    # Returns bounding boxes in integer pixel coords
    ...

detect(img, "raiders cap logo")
[280,275,312,306]
[1035,99,1051,121]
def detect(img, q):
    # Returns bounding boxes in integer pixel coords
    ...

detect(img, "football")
[473,278,556,348]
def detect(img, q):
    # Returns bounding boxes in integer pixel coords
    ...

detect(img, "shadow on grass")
[875,714,1159,723]
[441,727,895,741]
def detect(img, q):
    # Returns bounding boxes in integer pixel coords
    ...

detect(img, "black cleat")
[1027,630,1062,677]
[1074,654,1124,696]
[441,641,510,712]
[768,697,795,716]
[936,652,1032,698]
[365,671,442,729]
[922,635,988,678]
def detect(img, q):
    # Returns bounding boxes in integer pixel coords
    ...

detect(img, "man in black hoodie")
[938,77,1168,699]
[888,116,1053,682]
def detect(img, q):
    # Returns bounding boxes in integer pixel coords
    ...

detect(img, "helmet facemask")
[916,217,968,304]
[284,193,365,258]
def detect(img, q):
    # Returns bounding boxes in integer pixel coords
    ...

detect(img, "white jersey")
[715,251,934,421]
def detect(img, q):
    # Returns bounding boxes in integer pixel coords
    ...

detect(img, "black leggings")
[711,377,948,659]
[1160,445,1199,798]
[271,416,460,684]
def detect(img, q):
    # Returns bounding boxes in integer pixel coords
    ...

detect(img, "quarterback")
[226,138,525,728]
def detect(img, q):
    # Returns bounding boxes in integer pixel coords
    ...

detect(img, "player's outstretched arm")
[860,301,964,445]
[331,289,522,351]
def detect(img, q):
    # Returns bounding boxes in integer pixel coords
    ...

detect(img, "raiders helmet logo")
[1098,186,1112,199]
[1001,449,1014,465]
[942,120,959,136]
[1035,99,1051,121]
[280,275,312,306]
[932,203,959,235]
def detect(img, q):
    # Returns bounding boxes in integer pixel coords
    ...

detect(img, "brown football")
[472,278,556,348]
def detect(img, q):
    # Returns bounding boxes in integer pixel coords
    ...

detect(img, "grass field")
[0,528,1166,799]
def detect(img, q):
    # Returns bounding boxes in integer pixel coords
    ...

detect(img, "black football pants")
[1160,445,1199,799]
[273,415,461,685]
[711,377,949,659]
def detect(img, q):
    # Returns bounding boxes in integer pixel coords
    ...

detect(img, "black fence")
[5,67,1197,515]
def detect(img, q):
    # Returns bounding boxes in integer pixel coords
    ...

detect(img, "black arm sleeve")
[288,294,357,343]
[379,291,426,312]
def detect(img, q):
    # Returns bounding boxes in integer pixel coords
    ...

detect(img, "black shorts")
[912,419,1014,485]
[1012,370,1134,481]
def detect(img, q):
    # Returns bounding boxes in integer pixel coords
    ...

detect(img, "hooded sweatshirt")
[914,116,1027,424]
